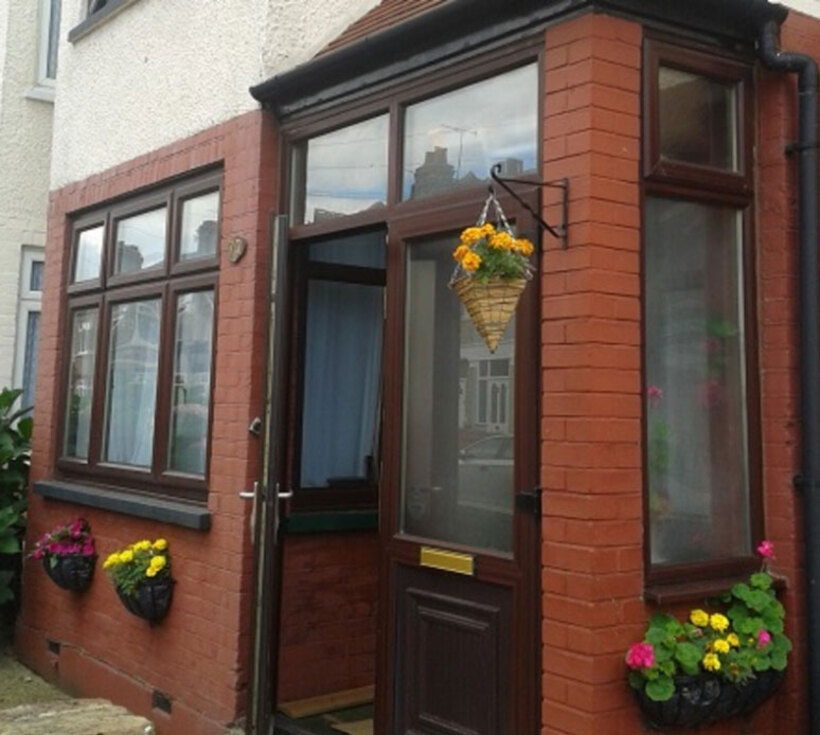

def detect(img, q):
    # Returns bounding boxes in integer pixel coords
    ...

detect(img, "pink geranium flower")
[757,630,772,649]
[757,540,775,559]
[625,642,655,670]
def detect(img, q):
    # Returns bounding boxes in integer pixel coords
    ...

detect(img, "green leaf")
[628,671,644,690]
[733,582,752,601]
[747,590,772,613]
[645,675,676,702]
[646,628,668,645]
[770,651,788,671]
[0,534,19,554]
[659,660,675,676]
[750,572,773,590]
[674,642,702,675]
[648,613,678,631]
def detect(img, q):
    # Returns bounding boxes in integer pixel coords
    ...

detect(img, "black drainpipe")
[757,12,820,733]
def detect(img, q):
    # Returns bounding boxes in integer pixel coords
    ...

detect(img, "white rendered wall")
[0,0,53,390]
[781,0,820,18]
[51,0,379,189]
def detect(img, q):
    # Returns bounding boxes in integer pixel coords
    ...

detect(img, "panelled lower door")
[378,197,540,735]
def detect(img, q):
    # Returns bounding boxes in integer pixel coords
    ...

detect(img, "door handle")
[277,483,294,500]
[239,490,255,500]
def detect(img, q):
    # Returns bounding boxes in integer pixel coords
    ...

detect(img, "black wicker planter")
[42,554,96,592]
[115,578,174,623]
[634,670,785,730]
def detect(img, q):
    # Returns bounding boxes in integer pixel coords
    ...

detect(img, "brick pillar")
[540,13,644,735]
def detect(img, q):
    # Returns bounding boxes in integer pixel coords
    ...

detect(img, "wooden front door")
[378,198,540,735]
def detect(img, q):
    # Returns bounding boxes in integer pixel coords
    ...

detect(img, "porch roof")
[250,0,787,117]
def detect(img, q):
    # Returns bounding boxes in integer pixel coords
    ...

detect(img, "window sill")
[34,480,211,531]
[283,510,378,534]
[68,0,142,44]
[645,574,787,605]
[24,85,55,104]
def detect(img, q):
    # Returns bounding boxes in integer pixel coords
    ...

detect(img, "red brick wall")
[16,109,278,735]
[276,532,378,703]
[540,11,807,735]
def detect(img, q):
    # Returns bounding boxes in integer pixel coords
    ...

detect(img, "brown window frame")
[280,39,543,514]
[642,36,762,590]
[57,170,222,503]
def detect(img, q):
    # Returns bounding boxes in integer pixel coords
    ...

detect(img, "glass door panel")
[401,236,515,554]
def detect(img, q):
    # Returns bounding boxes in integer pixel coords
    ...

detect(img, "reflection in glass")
[74,225,104,283]
[645,198,749,565]
[64,308,98,459]
[114,207,166,274]
[30,261,44,292]
[659,66,738,171]
[180,191,219,261]
[403,65,537,201]
[402,237,515,553]
[103,298,161,467]
[300,115,389,224]
[309,230,386,268]
[168,290,214,476]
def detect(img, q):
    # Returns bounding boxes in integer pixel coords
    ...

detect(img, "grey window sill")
[24,85,55,103]
[34,480,211,530]
[68,0,142,44]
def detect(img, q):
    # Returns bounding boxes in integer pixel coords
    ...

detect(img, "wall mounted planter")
[634,670,784,730]
[43,555,95,592]
[115,578,174,623]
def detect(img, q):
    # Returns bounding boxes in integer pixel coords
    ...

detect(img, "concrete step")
[0,698,154,735]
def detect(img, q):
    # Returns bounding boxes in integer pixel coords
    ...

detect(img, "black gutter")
[756,11,820,734]
[250,0,771,118]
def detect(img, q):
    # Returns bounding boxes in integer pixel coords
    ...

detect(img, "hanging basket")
[43,554,96,592]
[451,276,527,353]
[450,190,533,353]
[115,578,174,623]
[633,670,784,730]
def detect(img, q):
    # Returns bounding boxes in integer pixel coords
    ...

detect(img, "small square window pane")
[168,290,214,476]
[403,64,538,200]
[74,225,103,283]
[64,307,98,459]
[29,261,44,292]
[659,66,738,171]
[114,207,166,275]
[180,191,219,261]
[103,298,161,467]
[300,115,389,225]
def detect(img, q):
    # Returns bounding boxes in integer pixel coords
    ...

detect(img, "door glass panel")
[402,236,515,553]
[403,64,537,201]
[64,307,98,459]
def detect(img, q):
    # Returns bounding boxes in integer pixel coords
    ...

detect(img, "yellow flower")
[133,540,151,552]
[103,553,119,569]
[713,639,730,654]
[489,232,514,250]
[515,238,534,257]
[459,227,483,246]
[479,223,495,236]
[119,549,134,563]
[153,539,168,551]
[461,252,482,273]
[710,613,729,633]
[149,555,166,572]
[702,653,721,672]
[146,566,158,578]
[453,244,471,262]
[690,609,709,627]
[727,633,740,648]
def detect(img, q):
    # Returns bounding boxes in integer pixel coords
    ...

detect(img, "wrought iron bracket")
[490,163,569,249]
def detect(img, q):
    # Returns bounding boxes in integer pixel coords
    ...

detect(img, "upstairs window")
[60,171,221,501]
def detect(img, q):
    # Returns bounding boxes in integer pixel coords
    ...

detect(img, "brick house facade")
[13,1,820,734]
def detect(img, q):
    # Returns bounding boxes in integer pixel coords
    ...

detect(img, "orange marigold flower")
[453,244,471,262]
[489,232,514,250]
[479,223,496,236]
[461,252,482,272]
[460,227,483,246]
[516,238,534,257]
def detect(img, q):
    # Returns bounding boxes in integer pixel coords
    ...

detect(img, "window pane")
[659,66,738,170]
[300,115,389,225]
[645,198,749,565]
[74,225,103,283]
[309,231,385,268]
[300,280,383,487]
[114,207,166,275]
[103,299,161,467]
[180,191,219,261]
[21,311,40,410]
[168,290,214,476]
[403,65,537,200]
[46,0,61,79]
[64,308,98,459]
[402,237,515,553]
[29,261,44,292]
